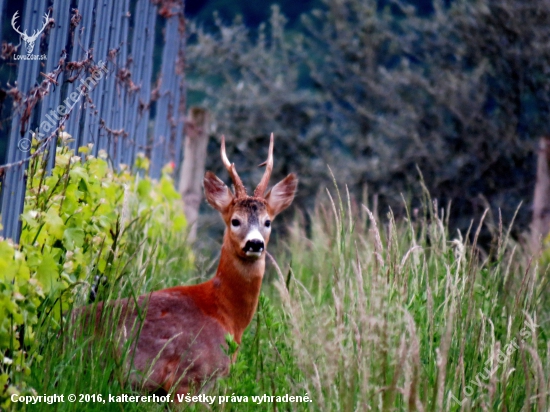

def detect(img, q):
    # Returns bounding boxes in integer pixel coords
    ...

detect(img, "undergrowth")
[274,181,549,411]
[5,159,550,411]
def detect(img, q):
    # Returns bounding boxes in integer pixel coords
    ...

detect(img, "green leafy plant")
[0,239,43,409]
[0,135,189,408]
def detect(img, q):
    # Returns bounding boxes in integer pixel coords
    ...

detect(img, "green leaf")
[68,165,88,182]
[44,208,65,240]
[137,179,152,201]
[20,210,40,229]
[0,242,16,281]
[172,214,187,231]
[35,253,58,294]
[63,228,85,250]
[224,333,239,356]
[159,176,180,201]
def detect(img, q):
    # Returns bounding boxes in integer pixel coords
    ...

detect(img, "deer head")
[204,134,297,262]
[12,11,50,55]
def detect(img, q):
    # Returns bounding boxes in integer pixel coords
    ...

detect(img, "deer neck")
[212,242,264,342]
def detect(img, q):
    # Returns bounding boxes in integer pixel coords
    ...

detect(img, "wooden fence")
[0,0,186,242]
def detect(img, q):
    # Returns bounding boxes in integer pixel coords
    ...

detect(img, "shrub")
[187,0,550,238]
[0,135,189,408]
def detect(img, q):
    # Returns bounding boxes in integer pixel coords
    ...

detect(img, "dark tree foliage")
[186,0,322,28]
[187,0,550,238]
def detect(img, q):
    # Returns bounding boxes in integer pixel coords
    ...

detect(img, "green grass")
[272,183,549,411]
[14,183,550,411]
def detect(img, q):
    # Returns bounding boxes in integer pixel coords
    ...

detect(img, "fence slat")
[150,3,185,179]
[150,14,178,178]
[0,0,5,42]
[111,0,130,169]
[135,1,157,168]
[66,0,97,151]
[41,0,73,171]
[82,0,113,157]
[121,0,143,167]
[102,0,124,167]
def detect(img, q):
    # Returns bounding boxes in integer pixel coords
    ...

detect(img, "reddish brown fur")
[78,136,297,397]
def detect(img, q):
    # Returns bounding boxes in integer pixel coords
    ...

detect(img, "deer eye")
[231,219,241,227]
[265,220,271,228]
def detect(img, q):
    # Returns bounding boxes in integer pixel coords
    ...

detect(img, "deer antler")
[27,12,50,42]
[254,133,274,198]
[221,135,247,198]
[11,11,26,37]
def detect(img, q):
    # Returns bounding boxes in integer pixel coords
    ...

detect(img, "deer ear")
[265,174,298,217]
[204,171,234,213]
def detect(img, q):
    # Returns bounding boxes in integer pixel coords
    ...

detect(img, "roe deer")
[82,134,297,397]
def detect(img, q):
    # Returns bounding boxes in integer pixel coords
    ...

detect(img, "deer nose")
[244,239,264,253]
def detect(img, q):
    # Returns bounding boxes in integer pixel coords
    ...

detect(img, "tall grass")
[20,182,549,411]
[274,182,549,411]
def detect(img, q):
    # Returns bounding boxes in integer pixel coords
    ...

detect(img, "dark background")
[185,0,435,27]
[2,0,547,247]
[184,0,549,246]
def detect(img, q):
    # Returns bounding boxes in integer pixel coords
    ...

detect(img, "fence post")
[178,108,209,242]
[531,136,550,250]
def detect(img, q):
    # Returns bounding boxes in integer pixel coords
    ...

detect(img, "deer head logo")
[11,11,50,55]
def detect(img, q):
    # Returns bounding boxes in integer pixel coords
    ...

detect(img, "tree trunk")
[179,107,209,243]
[531,136,550,251]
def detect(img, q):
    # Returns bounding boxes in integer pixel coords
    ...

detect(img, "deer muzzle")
[243,228,265,257]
